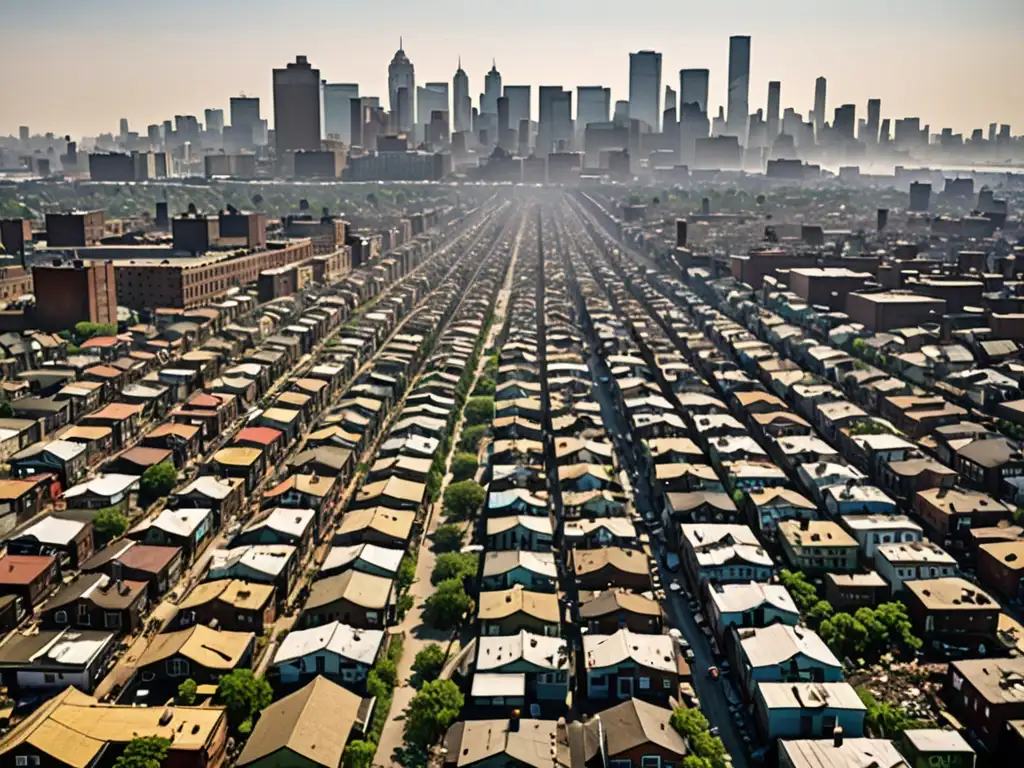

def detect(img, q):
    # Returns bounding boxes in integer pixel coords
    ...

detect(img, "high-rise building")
[273,56,321,156]
[503,86,531,130]
[453,59,471,134]
[483,61,502,116]
[230,97,261,147]
[388,40,415,133]
[834,104,856,141]
[629,51,662,131]
[119,119,130,141]
[680,69,709,114]
[865,98,881,144]
[577,86,611,135]
[664,86,677,116]
[417,83,449,143]
[813,77,827,140]
[726,36,751,141]
[613,100,630,126]
[539,86,572,154]
[147,124,161,149]
[204,109,224,134]
[324,84,359,143]
[766,81,780,140]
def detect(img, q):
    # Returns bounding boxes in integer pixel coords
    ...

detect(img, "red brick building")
[31,261,118,332]
[846,291,947,331]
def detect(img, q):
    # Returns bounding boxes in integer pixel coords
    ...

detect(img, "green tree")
[372,657,399,688]
[819,612,869,659]
[683,758,713,768]
[139,461,177,504]
[670,707,709,738]
[216,669,273,727]
[857,688,921,737]
[405,679,465,748]
[343,740,377,768]
[443,480,486,521]
[458,424,487,453]
[396,555,417,593]
[423,578,473,630]
[93,506,129,542]
[778,569,819,612]
[472,377,496,396]
[411,643,447,686]
[431,552,479,586]
[451,452,479,482]
[690,732,728,768]
[464,397,494,427]
[808,600,835,627]
[113,736,171,768]
[176,678,198,705]
[433,523,465,553]
[75,320,117,340]
[0,400,13,418]
[848,420,894,436]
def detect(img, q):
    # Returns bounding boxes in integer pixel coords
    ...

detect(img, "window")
[663,679,672,689]
[610,761,632,768]
[77,603,90,625]
[639,677,651,690]
[642,758,662,768]
[54,610,68,624]
[104,612,122,629]
[167,658,190,677]
[44,673,56,684]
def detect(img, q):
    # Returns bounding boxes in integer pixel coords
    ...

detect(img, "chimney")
[833,725,844,748]
[510,709,521,732]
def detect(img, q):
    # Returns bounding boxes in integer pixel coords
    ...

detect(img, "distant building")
[273,56,321,161]
[45,211,105,248]
[31,261,117,332]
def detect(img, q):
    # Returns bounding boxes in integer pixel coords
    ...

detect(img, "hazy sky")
[3,0,1022,138]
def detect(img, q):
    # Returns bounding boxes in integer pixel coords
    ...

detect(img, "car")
[685,648,696,662]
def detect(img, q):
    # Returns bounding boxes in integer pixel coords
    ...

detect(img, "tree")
[343,740,377,768]
[176,678,197,705]
[683,758,713,768]
[858,687,921,737]
[423,578,473,630]
[412,643,447,686]
[451,452,478,482]
[472,377,496,396]
[75,320,117,340]
[216,669,273,727]
[464,397,494,427]
[670,707,709,739]
[0,400,12,418]
[372,657,399,688]
[851,338,868,358]
[778,569,819,612]
[93,506,129,542]
[140,461,177,505]
[458,424,487,453]
[848,420,894,436]
[819,612,869,659]
[443,480,485,521]
[431,552,478,586]
[808,600,835,627]
[113,736,171,768]
[690,732,728,768]
[405,679,464,748]
[433,523,465,553]
[396,555,417,593]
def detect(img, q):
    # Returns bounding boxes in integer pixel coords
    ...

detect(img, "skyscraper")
[417,82,449,142]
[204,109,224,134]
[577,86,611,134]
[230,97,261,146]
[664,86,677,116]
[766,81,780,140]
[539,86,572,153]
[483,62,502,116]
[388,40,415,133]
[453,59,471,134]
[503,86,531,131]
[273,56,321,156]
[726,36,751,141]
[834,104,856,141]
[324,84,359,143]
[865,98,881,144]
[628,51,662,131]
[813,76,827,140]
[679,70,709,114]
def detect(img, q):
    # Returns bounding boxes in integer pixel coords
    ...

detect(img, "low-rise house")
[663,491,737,526]
[81,539,183,600]
[708,582,800,640]
[772,435,840,474]
[135,624,254,687]
[319,543,404,580]
[798,462,867,506]
[745,488,818,538]
[128,507,213,563]
[578,589,664,635]
[62,473,139,512]
[487,489,549,517]
[874,541,958,593]
[482,551,558,592]
[0,687,229,768]
[562,489,629,519]
[733,624,843,699]
[880,458,959,504]
[848,433,918,477]
[232,426,288,465]
[299,570,395,630]
[841,514,923,559]
[572,547,653,592]
[288,446,356,487]
[778,519,859,575]
[105,445,175,476]
[755,682,866,740]
[955,437,1024,498]
[780,738,910,768]
[442,719,568,768]
[41,571,147,633]
[945,658,1024,752]
[263,473,339,521]
[558,463,620,493]
[0,476,54,534]
[0,628,116,695]
[207,545,297,601]
[170,579,276,634]
[825,572,890,610]
[654,463,723,493]
[231,507,317,558]
[236,676,371,768]
[333,506,415,549]
[485,516,554,552]
[79,402,144,450]
[824,482,898,517]
[563,518,638,550]
[898,730,975,768]
[469,631,570,707]
[354,475,425,511]
[209,446,265,494]
[0,553,57,611]
[6,515,93,569]
[270,622,385,691]
[477,585,561,637]
[904,577,1000,653]
[172,475,245,530]
[10,439,87,489]
[679,524,774,586]
[914,487,1014,553]
[977,539,1024,602]
[583,628,685,705]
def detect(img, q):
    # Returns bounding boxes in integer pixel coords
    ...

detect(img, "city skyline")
[2,0,1022,138]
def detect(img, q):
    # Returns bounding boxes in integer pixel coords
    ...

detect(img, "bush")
[451,452,478,482]
[412,643,447,687]
[433,523,465,553]
[670,707,709,739]
[443,480,485,521]
[472,377,496,396]
[343,740,377,768]
[458,424,487,453]
[779,568,819,612]
[216,669,273,728]
[93,506,129,542]
[176,678,198,705]
[857,687,923,737]
[140,461,177,505]
[464,397,494,427]
[75,321,117,340]
[405,679,464,748]
[423,578,473,630]
[113,736,171,768]
[431,552,478,586]
[396,554,417,593]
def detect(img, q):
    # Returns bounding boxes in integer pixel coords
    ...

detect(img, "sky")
[2,0,1023,139]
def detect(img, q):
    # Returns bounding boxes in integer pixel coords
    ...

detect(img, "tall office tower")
[483,61,502,116]
[204,109,225,134]
[162,120,173,141]
[147,124,161,149]
[879,118,891,144]
[497,96,511,150]
[518,119,530,157]
[613,100,630,126]
[538,86,569,154]
[119,119,130,141]
[665,86,677,116]
[175,115,200,145]
[553,90,573,150]
[273,55,321,157]
[813,76,827,140]
[324,84,359,142]
[18,126,29,146]
[577,86,611,135]
[453,60,471,134]
[766,81,781,140]
[628,51,662,131]
[417,83,449,143]
[503,86,531,131]
[679,69,709,114]
[834,104,856,141]
[998,124,1011,142]
[865,98,881,144]
[230,97,261,146]
[388,41,415,133]
[726,36,751,141]
[988,123,997,142]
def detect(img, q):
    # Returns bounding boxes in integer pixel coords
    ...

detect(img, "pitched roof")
[477,585,560,623]
[135,625,253,670]
[601,699,688,760]
[305,570,394,611]
[272,622,385,667]
[583,629,678,673]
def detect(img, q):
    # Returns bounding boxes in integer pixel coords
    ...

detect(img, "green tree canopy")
[411,643,447,686]
[451,452,479,482]
[343,740,377,768]
[404,679,464,748]
[75,321,118,340]
[93,506,129,542]
[670,707,709,739]
[433,523,465,553]
[779,569,819,612]
[423,578,473,630]
[176,678,197,705]
[216,669,273,727]
[819,612,869,659]
[140,461,177,504]
[113,736,171,768]
[458,424,487,453]
[0,400,13,418]
[443,480,485,521]
[431,552,479,586]
[464,397,494,427]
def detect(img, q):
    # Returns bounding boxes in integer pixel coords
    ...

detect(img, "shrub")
[451,452,478,482]
[433,523,465,553]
